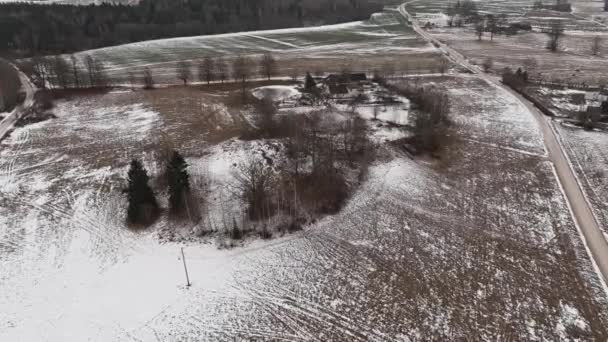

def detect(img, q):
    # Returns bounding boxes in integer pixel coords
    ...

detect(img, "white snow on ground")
[556,302,590,339]
[251,85,301,102]
[1,74,608,340]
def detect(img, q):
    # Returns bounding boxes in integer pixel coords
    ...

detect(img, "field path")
[398,1,608,286]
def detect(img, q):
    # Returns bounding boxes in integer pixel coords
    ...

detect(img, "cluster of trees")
[124,150,192,226]
[501,67,530,89]
[19,55,107,89]
[234,93,371,228]
[446,0,479,25]
[0,58,22,112]
[409,88,450,154]
[0,0,383,55]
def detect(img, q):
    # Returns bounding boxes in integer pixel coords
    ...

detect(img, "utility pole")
[181,247,191,287]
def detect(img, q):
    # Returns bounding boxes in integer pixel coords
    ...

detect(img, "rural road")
[398,2,608,285]
[0,65,36,141]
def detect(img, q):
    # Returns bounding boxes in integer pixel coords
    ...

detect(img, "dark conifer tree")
[125,159,158,225]
[167,151,190,214]
[304,72,316,92]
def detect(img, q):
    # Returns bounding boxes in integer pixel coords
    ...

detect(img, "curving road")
[399,3,608,285]
[0,64,36,141]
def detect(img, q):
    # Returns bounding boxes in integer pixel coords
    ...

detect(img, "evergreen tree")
[304,72,316,92]
[167,151,190,214]
[125,159,158,225]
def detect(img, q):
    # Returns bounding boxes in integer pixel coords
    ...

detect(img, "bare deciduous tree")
[176,60,192,85]
[232,56,252,98]
[486,14,497,40]
[200,56,215,84]
[546,20,564,52]
[70,55,80,88]
[592,36,602,56]
[31,56,50,89]
[143,67,154,89]
[233,158,275,220]
[259,53,277,80]
[475,21,484,41]
[381,62,396,80]
[523,57,537,74]
[216,56,228,83]
[438,57,449,75]
[84,55,107,88]
[50,56,71,89]
[482,57,493,72]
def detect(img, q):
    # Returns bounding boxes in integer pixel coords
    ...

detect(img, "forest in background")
[0,0,384,56]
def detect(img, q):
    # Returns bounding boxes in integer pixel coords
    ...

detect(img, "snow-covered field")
[1,74,607,340]
[64,10,439,84]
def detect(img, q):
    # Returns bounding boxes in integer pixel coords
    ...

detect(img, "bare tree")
[438,57,449,75]
[143,68,154,89]
[199,56,215,84]
[50,56,71,89]
[475,22,484,41]
[31,56,50,89]
[256,96,277,137]
[84,55,107,88]
[127,71,136,89]
[482,57,493,72]
[233,158,275,220]
[546,20,564,52]
[232,56,252,97]
[523,57,537,74]
[381,62,396,80]
[216,57,228,84]
[486,14,498,40]
[259,53,277,80]
[70,55,80,88]
[592,36,602,56]
[176,60,192,85]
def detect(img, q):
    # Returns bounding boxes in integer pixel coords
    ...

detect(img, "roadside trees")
[232,55,252,98]
[176,60,192,85]
[216,56,228,83]
[546,20,564,52]
[143,68,154,89]
[259,53,277,80]
[592,36,602,56]
[200,56,215,84]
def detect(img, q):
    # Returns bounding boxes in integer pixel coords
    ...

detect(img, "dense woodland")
[0,0,383,56]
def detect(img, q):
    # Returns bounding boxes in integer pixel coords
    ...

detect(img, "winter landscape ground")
[2,0,608,340]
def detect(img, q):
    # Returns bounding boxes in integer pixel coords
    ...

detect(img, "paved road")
[0,65,36,141]
[399,3,608,285]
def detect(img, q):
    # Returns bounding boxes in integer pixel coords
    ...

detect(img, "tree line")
[1,0,383,56]
[0,58,22,112]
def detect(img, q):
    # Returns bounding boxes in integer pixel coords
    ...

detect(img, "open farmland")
[1,70,608,339]
[68,10,443,84]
